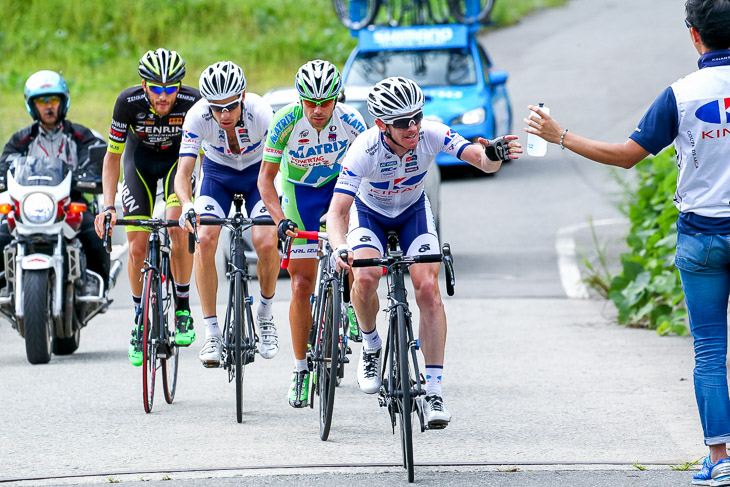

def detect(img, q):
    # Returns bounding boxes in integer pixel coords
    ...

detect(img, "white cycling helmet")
[367,76,425,122]
[295,60,342,100]
[198,61,246,100]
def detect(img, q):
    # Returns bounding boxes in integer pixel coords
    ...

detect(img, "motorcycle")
[0,153,121,364]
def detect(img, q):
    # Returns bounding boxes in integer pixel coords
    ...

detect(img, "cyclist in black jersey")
[93,48,201,366]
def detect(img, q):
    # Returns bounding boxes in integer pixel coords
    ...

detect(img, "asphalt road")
[0,1,707,486]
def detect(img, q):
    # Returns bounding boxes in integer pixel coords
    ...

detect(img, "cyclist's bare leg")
[410,262,446,366]
[166,205,194,291]
[126,230,149,297]
[251,225,279,298]
[287,258,318,360]
[194,221,221,318]
[351,247,383,334]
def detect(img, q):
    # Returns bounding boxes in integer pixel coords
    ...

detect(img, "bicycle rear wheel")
[333,0,380,30]
[318,285,340,441]
[141,272,159,414]
[162,271,178,404]
[395,306,415,482]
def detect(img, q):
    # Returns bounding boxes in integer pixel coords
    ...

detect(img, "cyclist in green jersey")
[258,60,366,407]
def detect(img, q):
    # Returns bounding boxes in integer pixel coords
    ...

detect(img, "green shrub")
[608,148,687,336]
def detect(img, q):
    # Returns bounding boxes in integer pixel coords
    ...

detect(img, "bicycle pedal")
[202,360,221,368]
[427,421,449,430]
[345,346,352,355]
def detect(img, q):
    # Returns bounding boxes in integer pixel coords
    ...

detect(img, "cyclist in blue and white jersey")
[327,76,521,428]
[258,60,366,408]
[175,61,279,366]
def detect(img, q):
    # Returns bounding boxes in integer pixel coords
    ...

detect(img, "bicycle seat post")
[233,194,244,215]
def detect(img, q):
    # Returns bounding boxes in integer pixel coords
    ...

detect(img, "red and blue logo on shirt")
[695,98,730,124]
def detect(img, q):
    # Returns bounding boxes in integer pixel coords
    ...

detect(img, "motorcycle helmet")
[24,70,71,122]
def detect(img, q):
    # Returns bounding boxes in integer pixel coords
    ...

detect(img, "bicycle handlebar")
[115,218,180,228]
[351,253,443,268]
[281,230,326,270]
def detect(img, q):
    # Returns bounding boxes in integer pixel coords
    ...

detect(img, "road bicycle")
[282,228,351,441]
[351,232,455,483]
[332,0,495,29]
[104,215,179,414]
[186,195,274,423]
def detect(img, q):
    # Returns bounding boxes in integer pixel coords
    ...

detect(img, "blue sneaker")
[693,457,730,486]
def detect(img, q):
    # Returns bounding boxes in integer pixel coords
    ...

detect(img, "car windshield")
[347,48,477,87]
[13,156,69,186]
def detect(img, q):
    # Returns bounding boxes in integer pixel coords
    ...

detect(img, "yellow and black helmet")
[138,48,186,84]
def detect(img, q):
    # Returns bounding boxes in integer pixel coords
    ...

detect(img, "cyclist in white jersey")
[258,60,366,408]
[176,61,279,366]
[328,77,521,428]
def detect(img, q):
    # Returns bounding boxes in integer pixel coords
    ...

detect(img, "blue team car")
[341,23,512,167]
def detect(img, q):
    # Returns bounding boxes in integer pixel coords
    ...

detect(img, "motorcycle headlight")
[22,193,55,224]
[451,107,486,126]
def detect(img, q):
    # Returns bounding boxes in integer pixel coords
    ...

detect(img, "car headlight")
[22,193,55,224]
[451,107,485,126]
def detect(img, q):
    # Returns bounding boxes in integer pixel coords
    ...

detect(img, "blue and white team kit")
[629,50,730,234]
[179,92,273,218]
[334,120,470,256]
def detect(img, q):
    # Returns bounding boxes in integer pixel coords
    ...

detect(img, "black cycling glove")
[484,137,511,162]
[277,218,297,242]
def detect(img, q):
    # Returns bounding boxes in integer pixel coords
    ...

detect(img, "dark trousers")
[0,212,110,290]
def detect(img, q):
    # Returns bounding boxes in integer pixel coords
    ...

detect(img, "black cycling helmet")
[138,48,186,84]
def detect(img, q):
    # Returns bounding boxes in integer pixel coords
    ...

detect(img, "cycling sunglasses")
[34,95,61,106]
[685,18,692,28]
[208,94,242,113]
[300,95,337,109]
[388,111,423,129]
[146,82,181,95]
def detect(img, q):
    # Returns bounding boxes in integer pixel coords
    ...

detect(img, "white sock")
[294,358,308,372]
[204,316,221,339]
[361,328,382,350]
[425,365,443,396]
[257,293,274,320]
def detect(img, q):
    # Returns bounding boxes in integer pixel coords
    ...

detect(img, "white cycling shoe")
[199,335,222,367]
[423,394,452,429]
[257,317,279,359]
[357,346,382,394]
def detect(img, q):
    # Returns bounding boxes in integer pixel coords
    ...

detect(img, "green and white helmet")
[295,60,341,100]
[138,48,186,84]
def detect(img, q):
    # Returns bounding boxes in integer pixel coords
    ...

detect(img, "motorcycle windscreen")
[12,156,70,187]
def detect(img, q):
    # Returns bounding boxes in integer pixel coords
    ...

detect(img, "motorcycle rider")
[0,70,109,295]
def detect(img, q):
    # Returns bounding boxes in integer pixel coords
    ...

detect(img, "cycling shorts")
[281,177,337,260]
[121,137,188,231]
[347,193,439,257]
[194,156,269,219]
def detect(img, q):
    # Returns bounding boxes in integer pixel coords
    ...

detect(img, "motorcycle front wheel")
[23,270,53,364]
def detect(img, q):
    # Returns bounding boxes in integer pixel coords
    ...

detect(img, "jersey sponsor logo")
[177,93,198,102]
[328,132,337,142]
[444,129,456,145]
[368,173,427,195]
[111,120,126,130]
[341,167,358,177]
[365,143,378,156]
[110,128,124,138]
[701,128,730,140]
[695,98,730,124]
[298,139,310,144]
[379,160,397,168]
[205,205,215,211]
[340,112,366,134]
[183,130,199,139]
[405,166,418,173]
[270,112,297,142]
[128,94,146,103]
[299,129,309,138]
[169,117,184,125]
[291,155,326,166]
[133,124,183,136]
[120,183,140,213]
[289,140,348,159]
[330,125,337,132]
[265,147,283,157]
[136,112,147,120]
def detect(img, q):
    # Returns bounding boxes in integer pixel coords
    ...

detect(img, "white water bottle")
[527,103,549,157]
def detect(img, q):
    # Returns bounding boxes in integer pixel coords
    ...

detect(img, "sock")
[361,328,382,350]
[257,293,274,320]
[425,365,443,396]
[175,282,190,312]
[294,358,309,373]
[132,294,141,310]
[203,315,221,338]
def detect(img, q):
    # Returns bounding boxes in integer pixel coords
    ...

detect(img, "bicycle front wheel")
[234,270,245,423]
[447,0,495,24]
[318,284,340,441]
[141,272,159,414]
[395,306,414,482]
[162,271,178,404]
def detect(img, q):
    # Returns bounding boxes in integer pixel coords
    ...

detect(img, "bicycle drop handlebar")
[281,230,324,270]
[185,210,274,254]
[102,213,179,253]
